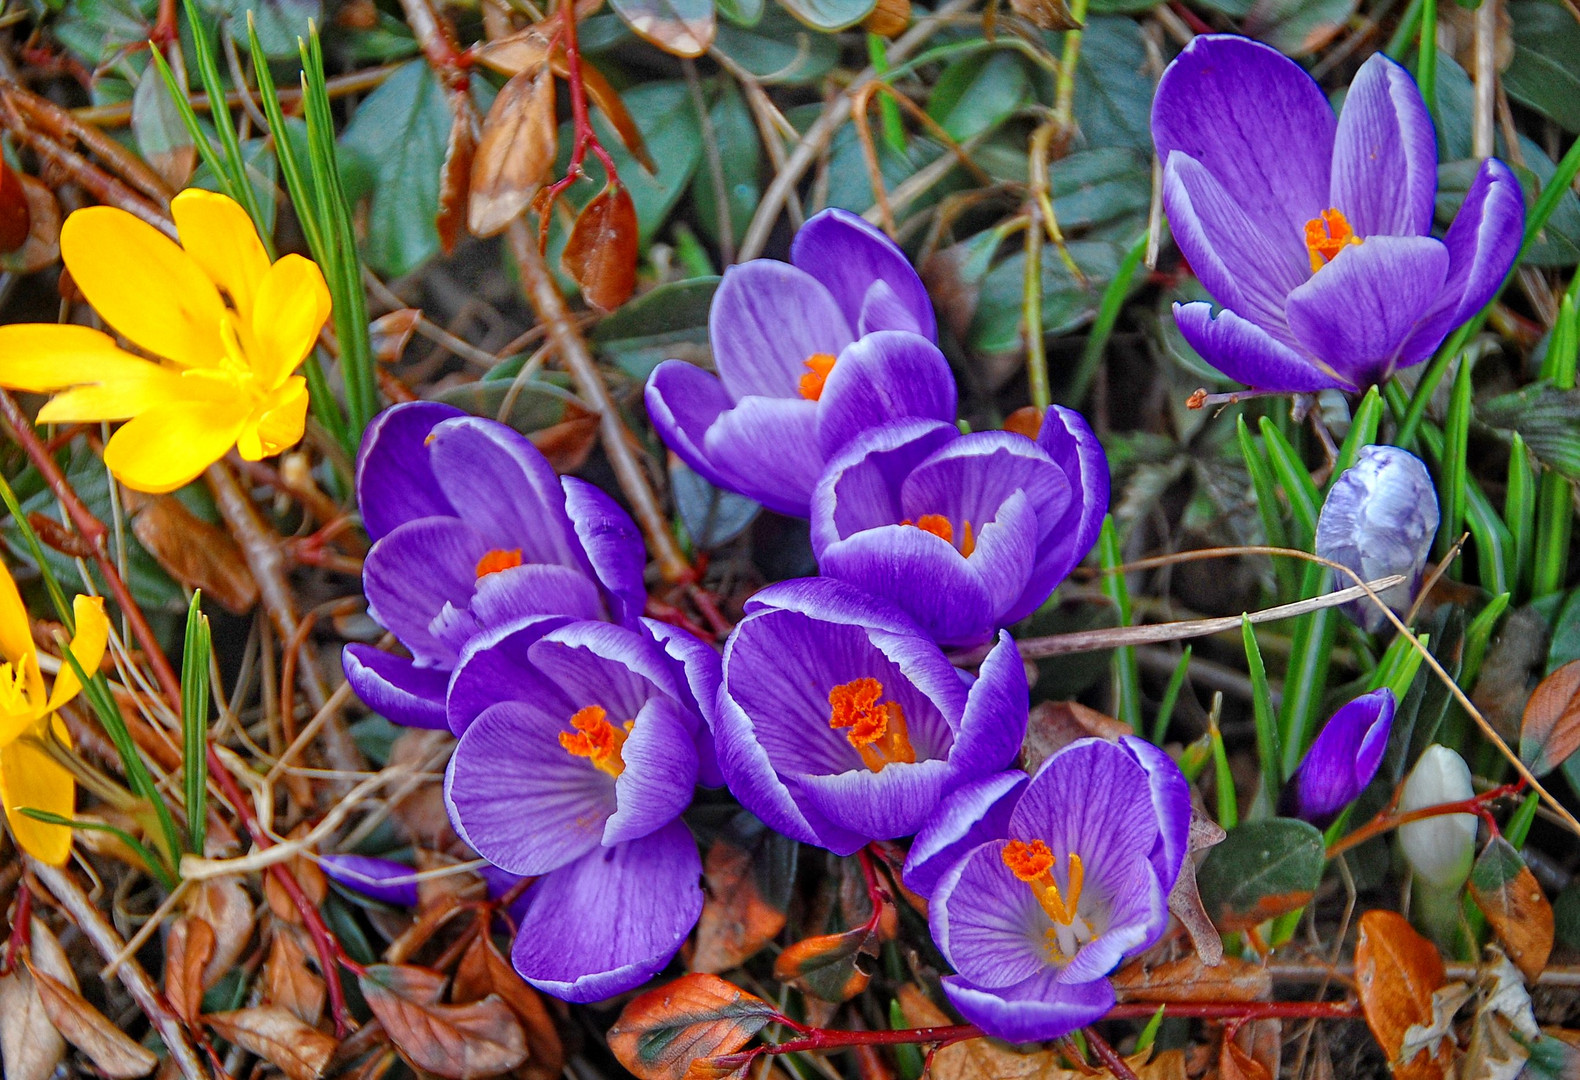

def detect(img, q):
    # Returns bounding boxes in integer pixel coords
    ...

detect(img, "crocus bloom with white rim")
[1315,445,1439,632]
[925,738,1191,1042]
[645,209,955,517]
[1283,688,1395,826]
[342,401,646,730]
[443,618,716,1001]
[1152,35,1523,392]
[810,407,1108,648]
[1397,744,1477,890]
[712,578,1029,856]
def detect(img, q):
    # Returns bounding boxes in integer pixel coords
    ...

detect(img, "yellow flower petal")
[236,376,310,461]
[102,398,249,493]
[0,325,165,394]
[172,190,271,323]
[0,558,33,671]
[47,595,108,711]
[61,206,225,369]
[0,721,75,865]
[251,254,331,387]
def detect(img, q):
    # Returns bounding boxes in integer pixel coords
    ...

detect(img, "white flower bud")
[1397,745,1477,890]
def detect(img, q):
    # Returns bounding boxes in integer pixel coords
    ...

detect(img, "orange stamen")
[1000,842,1085,927]
[476,548,524,578]
[1304,208,1363,274]
[901,515,976,558]
[558,704,629,777]
[827,677,916,772]
[797,354,839,400]
[1002,839,1054,882]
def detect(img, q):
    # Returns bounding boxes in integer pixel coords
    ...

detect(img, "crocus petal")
[0,560,33,673]
[1151,34,1334,245]
[1056,862,1164,984]
[561,477,646,625]
[948,632,1029,780]
[942,970,1114,1045]
[447,615,576,735]
[1,722,75,865]
[1397,157,1524,365]
[964,491,1043,626]
[1173,302,1353,393]
[1161,153,1310,334]
[904,771,1028,898]
[811,420,960,559]
[790,208,936,340]
[341,645,450,729]
[644,360,738,492]
[445,700,615,875]
[743,576,932,639]
[1330,54,1437,238]
[469,563,605,629]
[815,331,958,460]
[101,397,249,493]
[355,402,465,541]
[604,697,700,845]
[709,259,853,401]
[929,841,1057,988]
[642,619,726,787]
[817,527,996,648]
[363,517,490,666]
[530,621,685,722]
[1288,688,1395,825]
[171,190,272,322]
[250,254,332,386]
[61,207,226,368]
[1119,736,1193,889]
[45,595,108,712]
[797,756,952,843]
[856,280,916,337]
[900,433,1073,548]
[511,820,703,1003]
[319,854,421,907]
[1284,236,1450,388]
[701,396,821,516]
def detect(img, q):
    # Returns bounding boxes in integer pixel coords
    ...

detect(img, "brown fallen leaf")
[896,985,1076,1080]
[206,1005,338,1080]
[862,0,910,35]
[692,824,792,974]
[0,158,29,251]
[131,496,258,615]
[1219,1037,1271,1080]
[470,66,557,239]
[1022,701,1133,773]
[187,878,255,988]
[562,184,639,311]
[1469,837,1554,983]
[1520,659,1580,776]
[453,933,563,1080]
[370,309,423,365]
[1010,0,1081,29]
[1111,953,1270,1003]
[0,964,66,1080]
[1355,910,1452,1080]
[27,962,157,1078]
[359,964,528,1080]
[164,917,215,1027]
[438,87,478,254]
[264,824,329,925]
[608,974,781,1080]
[265,928,327,1028]
[0,175,59,275]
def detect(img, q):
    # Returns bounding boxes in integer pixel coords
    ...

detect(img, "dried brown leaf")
[608,974,780,1080]
[439,88,478,254]
[861,0,909,36]
[475,27,554,77]
[28,962,157,1078]
[562,60,655,173]
[1469,838,1554,984]
[0,159,29,251]
[1022,701,1132,773]
[692,833,790,974]
[187,878,254,988]
[610,0,716,56]
[164,917,214,1027]
[360,964,528,1080]
[1520,659,1580,775]
[370,309,423,365]
[470,66,558,238]
[0,176,63,277]
[1111,954,1270,1003]
[1355,910,1451,1080]
[453,933,563,1080]
[895,985,1074,1080]
[1010,0,1079,29]
[132,497,258,615]
[773,925,877,1003]
[562,184,638,311]
[264,826,329,925]
[0,965,66,1080]
[206,1005,337,1080]
[1219,1037,1271,1080]
[265,928,326,1027]
[529,399,601,473]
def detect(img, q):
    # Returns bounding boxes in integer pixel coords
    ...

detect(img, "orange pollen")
[826,677,917,772]
[1000,841,1085,926]
[797,353,839,400]
[475,548,524,578]
[558,704,630,777]
[1304,208,1363,274]
[1002,839,1054,881]
[901,515,976,558]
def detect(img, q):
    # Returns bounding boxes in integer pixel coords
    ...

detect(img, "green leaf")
[1195,818,1327,930]
[1478,382,1580,479]
[54,0,155,66]
[182,593,212,855]
[968,239,1124,355]
[691,83,760,251]
[1242,617,1283,801]
[673,461,761,549]
[1242,0,1358,57]
[1063,17,1154,152]
[1504,0,1580,133]
[712,7,839,82]
[926,51,1033,142]
[592,277,718,380]
[716,0,764,24]
[776,0,876,31]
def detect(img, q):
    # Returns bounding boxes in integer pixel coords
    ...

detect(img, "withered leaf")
[1355,910,1452,1080]
[359,964,528,1080]
[610,0,716,57]
[206,1005,338,1080]
[475,27,554,77]
[0,159,29,252]
[453,934,563,1080]
[0,964,65,1080]
[608,974,781,1080]
[187,878,254,988]
[692,821,793,974]
[1219,1037,1271,1080]
[562,184,639,312]
[164,916,214,1027]
[1112,954,1270,1003]
[773,925,877,1003]
[1169,808,1226,966]
[265,928,327,1028]
[470,66,558,238]
[27,962,157,1078]
[862,0,910,35]
[1520,659,1580,776]
[561,60,655,173]
[1469,837,1554,983]
[438,88,479,255]
[896,985,1075,1080]
[0,175,63,277]
[1399,983,1473,1066]
[1022,700,1132,773]
[369,309,423,365]
[1010,0,1080,29]
[132,497,258,615]
[264,824,329,925]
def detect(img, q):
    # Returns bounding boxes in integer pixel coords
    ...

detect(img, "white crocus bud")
[1397,745,1477,890]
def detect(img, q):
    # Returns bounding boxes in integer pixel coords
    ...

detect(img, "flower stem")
[1325,782,1522,859]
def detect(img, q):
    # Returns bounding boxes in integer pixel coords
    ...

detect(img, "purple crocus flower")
[645,209,955,517]
[319,854,422,907]
[1283,688,1395,826]
[343,402,647,730]
[712,578,1029,857]
[443,617,714,1001]
[1152,35,1523,392]
[810,407,1108,647]
[925,738,1191,1043]
[1314,444,1439,632]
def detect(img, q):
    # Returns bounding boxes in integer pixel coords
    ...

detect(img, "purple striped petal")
[815,331,957,460]
[1119,736,1193,889]
[702,395,821,517]
[903,770,1028,898]
[341,644,449,730]
[319,854,421,907]
[448,615,576,735]
[468,563,604,629]
[941,969,1114,1045]
[929,841,1053,988]
[796,756,953,844]
[899,433,1072,549]
[1330,54,1437,238]
[356,402,464,542]
[1005,406,1110,624]
[1174,301,1354,393]
[948,632,1030,780]
[1287,688,1395,825]
[641,619,726,788]
[811,420,960,559]
[561,477,646,626]
[530,621,686,723]
[644,360,738,492]
[363,517,491,666]
[817,526,998,648]
[709,259,853,401]
[790,208,936,341]
[605,696,700,845]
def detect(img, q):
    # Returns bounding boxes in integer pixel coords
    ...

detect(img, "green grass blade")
[1257,416,1320,547]
[1331,387,1383,479]
[0,473,73,627]
[1460,592,1509,691]
[1151,646,1191,746]
[1506,432,1535,595]
[1279,561,1336,778]
[1438,356,1473,573]
[179,0,270,236]
[1242,615,1283,802]
[1533,285,1577,598]
[1068,233,1148,407]
[181,592,211,854]
[1238,416,1297,600]
[18,809,178,890]
[1208,698,1237,829]
[1098,516,1142,729]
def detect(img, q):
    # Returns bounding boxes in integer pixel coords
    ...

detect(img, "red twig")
[536,0,621,233]
[1,883,33,976]
[1326,782,1524,859]
[1084,1027,1139,1080]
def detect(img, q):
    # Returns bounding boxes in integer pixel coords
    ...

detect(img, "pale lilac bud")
[1397,745,1477,890]
[1314,445,1439,632]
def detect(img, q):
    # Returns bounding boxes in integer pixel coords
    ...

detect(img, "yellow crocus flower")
[0,559,108,865]
[0,190,331,493]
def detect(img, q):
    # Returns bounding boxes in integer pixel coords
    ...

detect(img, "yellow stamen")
[797,353,838,400]
[1304,208,1363,274]
[827,677,916,772]
[1001,840,1085,927]
[475,548,524,578]
[558,704,630,778]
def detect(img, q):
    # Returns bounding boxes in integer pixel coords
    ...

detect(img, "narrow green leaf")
[18,809,178,890]
[1068,232,1148,407]
[1238,416,1297,601]
[1461,592,1511,689]
[1098,515,1141,729]
[1534,285,1578,598]
[1278,562,1336,778]
[1257,416,1320,547]
[1508,432,1536,594]
[1150,645,1191,746]
[0,473,72,627]
[179,0,270,237]
[1330,387,1383,480]
[1242,616,1283,802]
[1209,714,1237,830]
[1439,355,1473,572]
[181,592,211,855]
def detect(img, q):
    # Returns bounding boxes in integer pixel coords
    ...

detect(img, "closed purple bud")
[1314,445,1439,632]
[1283,688,1395,825]
[319,854,421,907]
